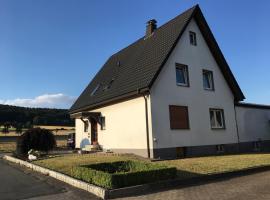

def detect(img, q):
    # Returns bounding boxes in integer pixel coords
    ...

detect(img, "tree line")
[0,104,74,133]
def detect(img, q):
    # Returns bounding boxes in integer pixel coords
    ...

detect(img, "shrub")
[71,160,177,189]
[16,128,56,156]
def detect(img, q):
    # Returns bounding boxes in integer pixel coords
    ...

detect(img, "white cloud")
[0,93,76,109]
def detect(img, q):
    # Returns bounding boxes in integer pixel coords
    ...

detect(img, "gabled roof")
[70,5,245,113]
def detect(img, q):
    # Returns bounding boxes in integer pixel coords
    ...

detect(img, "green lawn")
[33,153,270,180]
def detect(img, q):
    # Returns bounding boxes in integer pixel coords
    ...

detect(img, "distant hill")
[0,104,74,127]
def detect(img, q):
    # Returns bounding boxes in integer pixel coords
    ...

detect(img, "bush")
[16,128,56,156]
[71,160,177,189]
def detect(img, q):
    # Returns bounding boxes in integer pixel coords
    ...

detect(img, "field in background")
[0,125,73,152]
[0,125,75,136]
[0,139,68,153]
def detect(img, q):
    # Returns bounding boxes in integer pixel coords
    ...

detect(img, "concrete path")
[0,158,99,200]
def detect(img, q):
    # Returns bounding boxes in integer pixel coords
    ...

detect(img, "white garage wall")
[236,106,270,142]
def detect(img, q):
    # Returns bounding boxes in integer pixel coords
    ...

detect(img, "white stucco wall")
[235,106,270,142]
[75,96,153,157]
[150,18,238,149]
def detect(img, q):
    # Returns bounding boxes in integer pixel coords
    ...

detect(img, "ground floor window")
[100,116,106,130]
[84,120,89,132]
[210,109,225,129]
[169,105,189,129]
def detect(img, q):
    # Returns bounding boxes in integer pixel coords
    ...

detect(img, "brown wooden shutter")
[169,105,189,129]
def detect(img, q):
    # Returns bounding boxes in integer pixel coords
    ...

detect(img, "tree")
[16,128,56,156]
[15,123,23,134]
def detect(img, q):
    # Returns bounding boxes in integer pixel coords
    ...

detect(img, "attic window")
[189,31,197,46]
[90,84,100,96]
[103,79,114,91]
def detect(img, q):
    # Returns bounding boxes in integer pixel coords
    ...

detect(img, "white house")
[70,5,270,159]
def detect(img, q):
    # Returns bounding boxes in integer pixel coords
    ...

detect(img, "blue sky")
[0,0,269,108]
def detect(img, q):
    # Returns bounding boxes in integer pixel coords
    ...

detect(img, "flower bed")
[71,160,177,189]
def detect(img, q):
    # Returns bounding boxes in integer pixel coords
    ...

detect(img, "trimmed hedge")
[71,160,177,189]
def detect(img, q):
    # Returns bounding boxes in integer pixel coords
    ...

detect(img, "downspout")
[143,94,151,159]
[233,104,240,152]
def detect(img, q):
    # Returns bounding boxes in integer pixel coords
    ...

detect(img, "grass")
[33,154,134,175]
[0,142,16,153]
[33,153,270,180]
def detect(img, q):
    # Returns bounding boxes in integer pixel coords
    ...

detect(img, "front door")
[90,118,98,144]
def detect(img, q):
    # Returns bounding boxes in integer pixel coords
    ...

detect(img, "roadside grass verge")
[33,153,270,181]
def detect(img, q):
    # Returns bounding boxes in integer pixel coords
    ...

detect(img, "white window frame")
[203,70,214,90]
[175,64,189,87]
[210,109,225,129]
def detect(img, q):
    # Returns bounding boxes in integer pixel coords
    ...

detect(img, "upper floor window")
[189,31,197,46]
[175,64,189,87]
[203,70,214,90]
[210,109,225,129]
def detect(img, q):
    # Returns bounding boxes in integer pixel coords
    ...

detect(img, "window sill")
[211,127,226,130]
[170,128,190,130]
[204,88,214,91]
[177,83,189,87]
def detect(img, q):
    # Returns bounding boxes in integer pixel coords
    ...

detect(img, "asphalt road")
[0,157,99,200]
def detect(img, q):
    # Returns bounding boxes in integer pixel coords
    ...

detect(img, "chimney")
[145,19,157,38]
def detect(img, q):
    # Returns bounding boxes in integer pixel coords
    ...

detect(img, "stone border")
[3,155,270,199]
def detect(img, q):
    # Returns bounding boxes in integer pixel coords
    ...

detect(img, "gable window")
[169,105,189,129]
[175,64,189,86]
[189,31,197,46]
[203,70,214,90]
[100,116,106,130]
[210,109,225,129]
[84,120,89,132]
